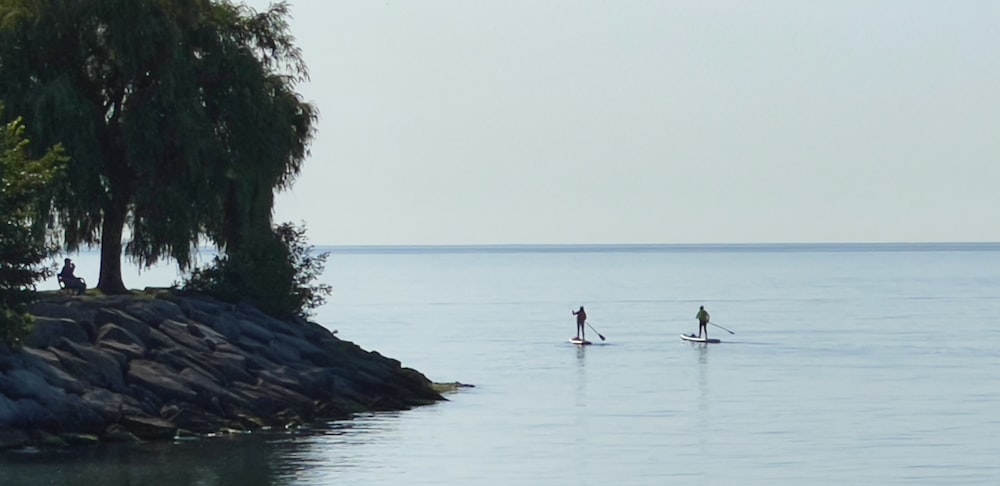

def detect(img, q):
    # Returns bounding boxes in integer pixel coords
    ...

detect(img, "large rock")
[123,299,185,327]
[94,308,151,344]
[163,405,234,434]
[125,360,198,403]
[19,347,88,394]
[81,388,151,421]
[235,318,275,344]
[0,371,104,430]
[27,301,99,328]
[97,338,145,362]
[158,319,211,353]
[55,339,126,392]
[177,367,245,412]
[23,317,89,349]
[208,350,254,384]
[119,415,176,440]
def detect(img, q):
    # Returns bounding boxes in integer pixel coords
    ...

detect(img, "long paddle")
[585,322,606,341]
[709,321,735,335]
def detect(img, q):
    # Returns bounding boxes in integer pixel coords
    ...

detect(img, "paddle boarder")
[695,305,710,339]
[572,306,587,340]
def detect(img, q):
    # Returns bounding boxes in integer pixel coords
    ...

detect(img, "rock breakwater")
[0,292,445,449]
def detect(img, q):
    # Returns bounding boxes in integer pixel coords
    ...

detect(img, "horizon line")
[316,241,1000,253]
[319,241,1000,246]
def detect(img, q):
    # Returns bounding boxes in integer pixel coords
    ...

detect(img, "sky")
[242,0,1000,245]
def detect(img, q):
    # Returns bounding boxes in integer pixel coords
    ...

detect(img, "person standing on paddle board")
[695,305,710,338]
[573,306,587,340]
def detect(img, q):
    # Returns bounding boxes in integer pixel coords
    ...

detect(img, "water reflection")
[0,435,282,486]
[697,344,709,414]
[272,413,404,481]
[696,344,710,466]
[574,344,587,409]
[0,422,386,486]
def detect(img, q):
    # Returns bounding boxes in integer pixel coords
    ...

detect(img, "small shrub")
[0,110,66,344]
[184,222,331,319]
[0,307,34,347]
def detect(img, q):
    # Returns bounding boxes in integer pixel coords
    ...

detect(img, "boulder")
[124,299,185,327]
[28,300,99,327]
[119,415,176,441]
[236,318,275,344]
[52,340,126,392]
[208,350,255,384]
[177,367,245,411]
[257,366,309,396]
[236,336,270,360]
[98,339,145,362]
[96,323,146,349]
[195,310,242,341]
[0,368,68,407]
[81,388,151,421]
[229,381,314,421]
[95,308,151,344]
[19,347,88,394]
[266,338,301,363]
[23,317,89,348]
[159,319,210,353]
[163,405,232,434]
[0,376,103,431]
[125,360,198,403]
[101,423,141,443]
[0,396,55,428]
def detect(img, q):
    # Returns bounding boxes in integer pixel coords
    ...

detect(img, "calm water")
[5,244,1000,485]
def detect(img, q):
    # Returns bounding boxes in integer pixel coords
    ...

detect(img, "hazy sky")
[244,0,1000,245]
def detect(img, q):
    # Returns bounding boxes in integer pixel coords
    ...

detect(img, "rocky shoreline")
[0,292,449,450]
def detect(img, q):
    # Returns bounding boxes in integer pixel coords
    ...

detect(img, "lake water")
[4,243,1000,485]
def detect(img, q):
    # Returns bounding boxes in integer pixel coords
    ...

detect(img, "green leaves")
[0,1,317,292]
[184,221,331,319]
[0,107,66,343]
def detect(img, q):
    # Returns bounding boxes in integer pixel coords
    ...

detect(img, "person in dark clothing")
[572,306,587,340]
[59,258,86,295]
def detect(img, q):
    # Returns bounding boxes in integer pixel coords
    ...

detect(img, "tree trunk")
[97,200,129,294]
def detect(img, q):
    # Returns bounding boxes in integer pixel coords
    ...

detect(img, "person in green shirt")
[695,305,710,339]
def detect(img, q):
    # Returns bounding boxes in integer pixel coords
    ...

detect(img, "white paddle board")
[569,337,592,345]
[680,333,720,344]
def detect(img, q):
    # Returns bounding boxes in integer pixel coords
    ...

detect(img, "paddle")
[585,322,607,341]
[709,321,735,335]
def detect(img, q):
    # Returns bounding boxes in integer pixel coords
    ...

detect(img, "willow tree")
[0,0,316,293]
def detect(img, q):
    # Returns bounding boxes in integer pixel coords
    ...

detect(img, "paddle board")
[680,333,720,344]
[569,337,592,345]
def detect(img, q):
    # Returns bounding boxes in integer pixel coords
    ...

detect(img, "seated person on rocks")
[59,258,87,295]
